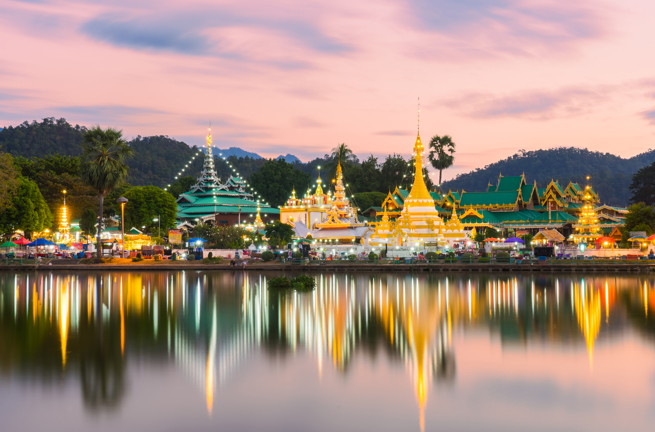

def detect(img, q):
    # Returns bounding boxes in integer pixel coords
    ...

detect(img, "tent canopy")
[188,238,207,243]
[13,237,31,245]
[595,236,616,243]
[0,241,18,248]
[505,237,525,244]
[27,238,56,246]
[533,230,565,243]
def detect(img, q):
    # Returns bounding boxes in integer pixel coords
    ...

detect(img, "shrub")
[131,257,143,262]
[348,254,357,261]
[425,252,438,262]
[268,276,292,289]
[187,254,195,261]
[172,253,177,261]
[201,257,223,264]
[368,252,379,261]
[480,250,488,258]
[208,251,213,259]
[292,275,316,291]
[496,251,511,262]
[262,251,275,262]
[292,251,302,259]
[154,254,161,261]
[461,252,475,263]
[136,252,142,259]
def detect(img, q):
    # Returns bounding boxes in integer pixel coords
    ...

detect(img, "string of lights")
[162,147,270,208]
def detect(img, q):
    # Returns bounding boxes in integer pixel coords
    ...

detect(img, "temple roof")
[459,191,519,207]
[496,175,525,192]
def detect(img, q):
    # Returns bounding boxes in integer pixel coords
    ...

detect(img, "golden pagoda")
[571,184,601,245]
[372,131,446,247]
[58,190,70,242]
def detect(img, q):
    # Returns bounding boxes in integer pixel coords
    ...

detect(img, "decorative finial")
[418,97,420,132]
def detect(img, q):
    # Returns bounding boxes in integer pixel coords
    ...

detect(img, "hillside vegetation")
[441,147,655,206]
[0,118,203,188]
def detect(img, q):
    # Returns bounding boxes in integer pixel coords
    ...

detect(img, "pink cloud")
[1,0,655,177]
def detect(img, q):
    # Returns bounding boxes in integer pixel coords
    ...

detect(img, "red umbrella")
[484,238,500,242]
[647,235,655,241]
[595,237,616,243]
[13,237,31,245]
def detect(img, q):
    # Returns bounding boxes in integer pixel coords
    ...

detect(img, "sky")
[1,0,655,182]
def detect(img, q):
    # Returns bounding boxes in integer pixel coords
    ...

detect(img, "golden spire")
[206,127,212,148]
[405,132,433,203]
[315,169,324,195]
[254,202,264,228]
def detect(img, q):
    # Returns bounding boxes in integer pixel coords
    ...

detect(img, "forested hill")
[441,147,655,206]
[0,118,203,188]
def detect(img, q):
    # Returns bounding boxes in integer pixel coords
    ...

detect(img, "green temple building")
[175,130,279,228]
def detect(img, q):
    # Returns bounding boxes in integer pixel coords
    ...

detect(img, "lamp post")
[153,215,160,237]
[116,197,128,257]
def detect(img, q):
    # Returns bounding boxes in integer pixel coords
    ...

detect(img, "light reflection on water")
[0,271,654,431]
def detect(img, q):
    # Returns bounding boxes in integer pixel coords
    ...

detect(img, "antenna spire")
[418,97,420,132]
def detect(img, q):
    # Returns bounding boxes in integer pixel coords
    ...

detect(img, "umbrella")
[27,238,56,246]
[484,238,500,242]
[188,238,207,243]
[13,237,30,245]
[595,237,616,243]
[0,241,19,248]
[628,235,647,241]
[504,237,525,244]
[647,235,655,241]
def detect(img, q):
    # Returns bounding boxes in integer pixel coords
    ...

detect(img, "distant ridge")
[441,147,655,206]
[277,154,301,163]
[214,147,263,159]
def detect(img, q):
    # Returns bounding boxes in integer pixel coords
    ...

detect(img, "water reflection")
[1,272,654,430]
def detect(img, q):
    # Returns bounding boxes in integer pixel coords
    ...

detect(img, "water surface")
[1,271,654,431]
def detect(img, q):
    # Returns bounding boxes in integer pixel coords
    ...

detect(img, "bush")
[480,250,488,258]
[292,275,316,291]
[292,251,302,259]
[208,251,213,259]
[137,252,142,259]
[172,253,177,261]
[425,252,438,262]
[261,251,275,262]
[348,254,357,261]
[187,254,195,261]
[201,257,223,264]
[154,254,161,261]
[368,252,379,261]
[496,251,511,262]
[461,252,475,263]
[131,257,143,262]
[268,276,292,289]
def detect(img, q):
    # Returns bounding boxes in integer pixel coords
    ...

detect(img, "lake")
[0,271,653,431]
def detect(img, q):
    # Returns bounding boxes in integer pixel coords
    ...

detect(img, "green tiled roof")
[177,206,279,216]
[397,188,409,199]
[435,205,449,214]
[537,188,546,197]
[180,196,264,207]
[520,184,535,202]
[496,176,523,192]
[487,184,496,192]
[459,191,519,207]
[362,206,383,214]
[572,183,582,192]
[459,209,577,226]
[430,192,443,201]
[177,194,198,203]
[451,192,461,201]
[391,195,403,207]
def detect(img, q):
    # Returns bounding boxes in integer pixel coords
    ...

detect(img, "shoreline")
[1,262,653,273]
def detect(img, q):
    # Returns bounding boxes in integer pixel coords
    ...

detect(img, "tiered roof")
[176,130,279,223]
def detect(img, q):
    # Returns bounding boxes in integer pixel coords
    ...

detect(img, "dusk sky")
[2,0,655,181]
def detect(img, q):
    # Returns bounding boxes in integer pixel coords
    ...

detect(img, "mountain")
[214,147,262,159]
[441,147,655,206]
[0,118,202,188]
[277,154,301,163]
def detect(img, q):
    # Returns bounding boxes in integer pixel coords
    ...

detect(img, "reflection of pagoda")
[176,129,279,227]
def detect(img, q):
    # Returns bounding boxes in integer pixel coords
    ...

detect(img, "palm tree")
[81,126,134,262]
[427,135,456,190]
[324,143,357,180]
